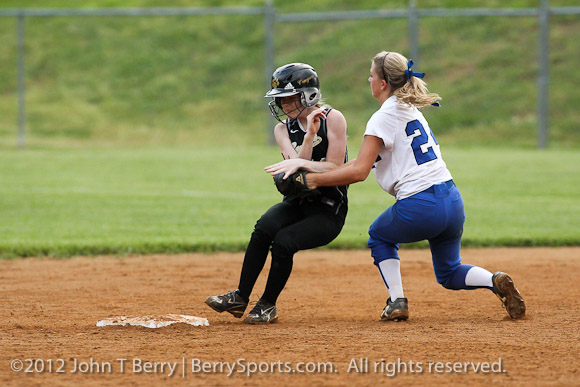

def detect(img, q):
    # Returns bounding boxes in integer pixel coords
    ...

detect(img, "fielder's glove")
[273,170,313,197]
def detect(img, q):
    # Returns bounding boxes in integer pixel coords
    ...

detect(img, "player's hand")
[265,158,305,179]
[306,108,327,136]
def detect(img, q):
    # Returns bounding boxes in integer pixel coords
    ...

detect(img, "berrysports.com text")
[192,358,336,376]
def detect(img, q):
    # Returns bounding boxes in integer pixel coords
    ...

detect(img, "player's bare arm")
[295,108,326,160]
[265,109,347,178]
[307,134,383,189]
[274,122,298,160]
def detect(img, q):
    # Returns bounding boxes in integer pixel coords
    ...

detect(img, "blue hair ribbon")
[405,60,425,80]
[403,59,438,107]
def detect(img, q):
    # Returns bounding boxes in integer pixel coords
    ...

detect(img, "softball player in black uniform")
[205,63,349,324]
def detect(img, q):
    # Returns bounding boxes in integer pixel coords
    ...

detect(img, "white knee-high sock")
[377,259,404,301]
[465,266,493,288]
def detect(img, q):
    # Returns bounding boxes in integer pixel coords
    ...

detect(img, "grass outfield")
[1,145,578,258]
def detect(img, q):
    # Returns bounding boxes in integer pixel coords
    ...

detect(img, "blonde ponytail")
[373,51,441,108]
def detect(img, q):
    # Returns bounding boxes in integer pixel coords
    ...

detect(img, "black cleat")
[492,272,525,319]
[243,299,278,324]
[381,297,409,321]
[205,289,248,318]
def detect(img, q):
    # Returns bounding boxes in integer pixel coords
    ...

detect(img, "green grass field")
[1,145,578,258]
[1,1,579,257]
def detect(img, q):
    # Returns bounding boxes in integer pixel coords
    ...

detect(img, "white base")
[97,314,209,329]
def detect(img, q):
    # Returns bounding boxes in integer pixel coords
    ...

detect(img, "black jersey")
[284,108,348,212]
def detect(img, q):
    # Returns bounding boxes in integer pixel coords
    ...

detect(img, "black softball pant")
[237,199,346,305]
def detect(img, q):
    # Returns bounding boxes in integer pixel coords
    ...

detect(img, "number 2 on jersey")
[405,120,438,165]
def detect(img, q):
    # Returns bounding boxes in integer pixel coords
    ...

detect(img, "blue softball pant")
[368,180,474,290]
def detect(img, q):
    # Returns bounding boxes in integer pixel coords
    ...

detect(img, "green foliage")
[0,1,579,147]
[0,146,579,258]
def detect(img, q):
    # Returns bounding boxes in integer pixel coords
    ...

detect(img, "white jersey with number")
[364,95,452,200]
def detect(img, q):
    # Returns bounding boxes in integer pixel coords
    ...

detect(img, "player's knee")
[438,276,457,290]
[368,222,380,241]
[271,235,297,259]
[253,209,285,240]
[251,221,275,244]
[368,234,399,266]
[269,250,293,273]
[436,265,471,290]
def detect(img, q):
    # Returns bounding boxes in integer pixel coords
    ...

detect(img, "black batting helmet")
[265,63,321,122]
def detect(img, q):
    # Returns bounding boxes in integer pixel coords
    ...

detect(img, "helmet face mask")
[265,63,321,123]
[268,96,305,123]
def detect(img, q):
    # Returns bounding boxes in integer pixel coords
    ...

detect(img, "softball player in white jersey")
[268,51,525,321]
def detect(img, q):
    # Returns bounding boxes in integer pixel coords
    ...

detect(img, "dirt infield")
[2,247,579,386]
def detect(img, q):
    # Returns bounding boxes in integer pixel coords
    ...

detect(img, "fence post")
[18,13,26,148]
[408,0,419,65]
[264,0,276,145]
[537,0,549,149]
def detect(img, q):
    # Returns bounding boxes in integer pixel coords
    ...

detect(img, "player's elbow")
[350,166,370,183]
